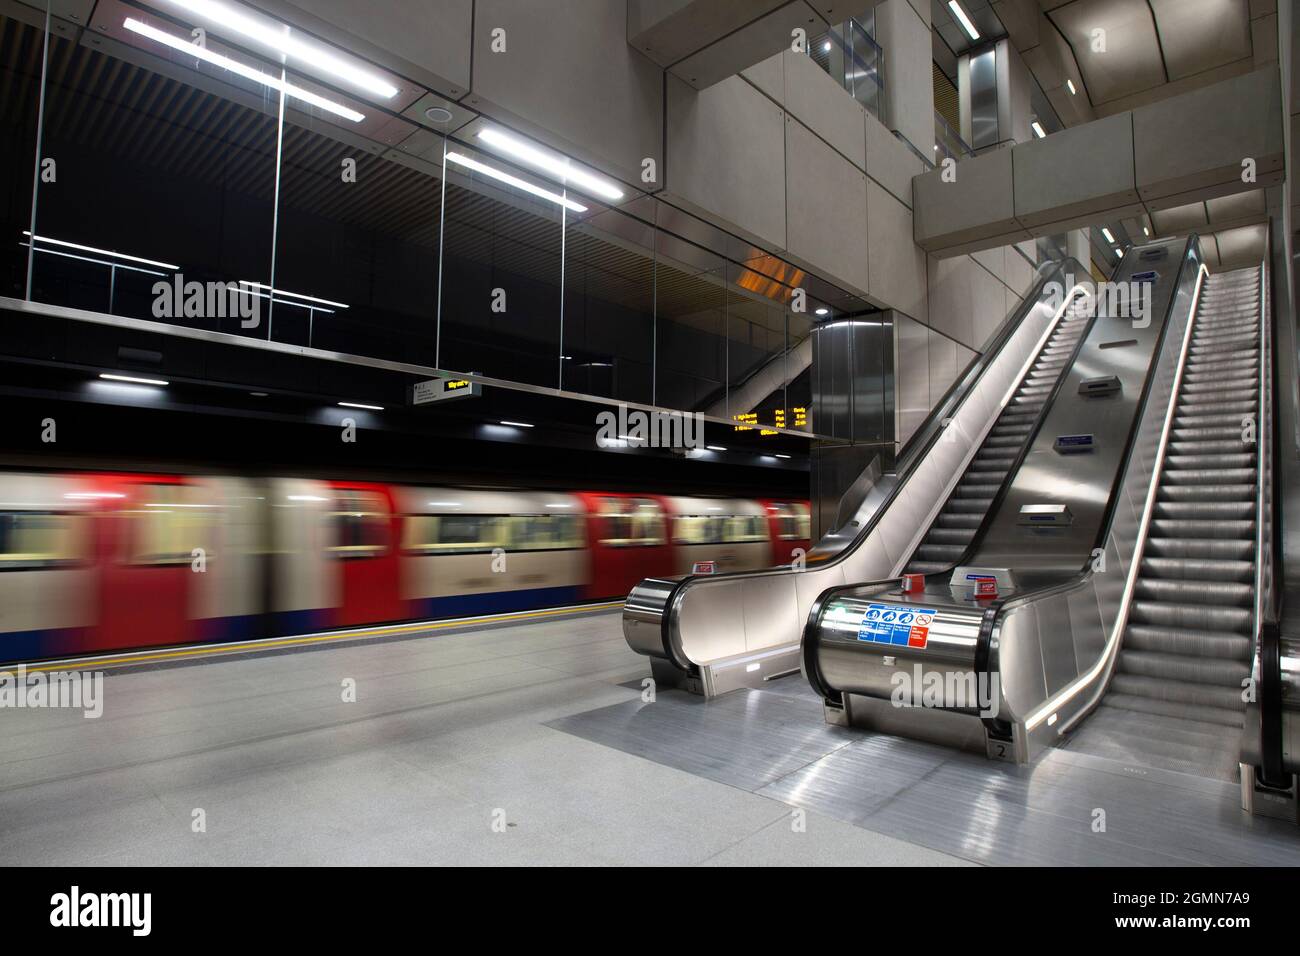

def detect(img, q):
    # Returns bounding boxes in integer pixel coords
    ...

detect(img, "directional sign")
[412,377,481,405]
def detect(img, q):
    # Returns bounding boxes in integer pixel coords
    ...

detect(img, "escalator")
[802,237,1296,816]
[1067,268,1261,780]
[623,255,1100,695]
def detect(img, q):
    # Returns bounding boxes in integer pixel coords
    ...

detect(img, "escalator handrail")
[1254,231,1286,786]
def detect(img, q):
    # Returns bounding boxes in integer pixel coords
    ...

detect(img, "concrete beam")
[914,67,1284,257]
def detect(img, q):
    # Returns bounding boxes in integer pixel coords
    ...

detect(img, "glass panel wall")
[2,0,886,442]
[29,4,279,335]
[0,8,44,302]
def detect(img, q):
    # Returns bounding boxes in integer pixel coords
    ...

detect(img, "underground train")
[0,470,810,663]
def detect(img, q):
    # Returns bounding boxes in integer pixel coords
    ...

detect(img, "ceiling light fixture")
[1101,227,1115,243]
[1031,121,1046,138]
[774,453,792,459]
[477,128,624,201]
[948,1,980,41]
[815,307,829,316]
[1066,79,1077,95]
[1143,226,1151,237]
[238,281,349,309]
[124,18,365,122]
[706,445,727,452]
[338,401,383,410]
[23,231,178,270]
[499,420,534,428]
[159,0,398,97]
[445,151,588,212]
[99,373,169,386]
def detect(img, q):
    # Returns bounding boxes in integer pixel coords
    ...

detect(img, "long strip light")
[1031,121,1046,138]
[1101,227,1115,243]
[160,0,398,98]
[445,152,588,212]
[124,19,365,123]
[477,128,624,201]
[948,1,980,41]
[1066,79,1077,95]
[238,281,349,309]
[338,401,383,411]
[100,373,169,386]
[23,232,177,270]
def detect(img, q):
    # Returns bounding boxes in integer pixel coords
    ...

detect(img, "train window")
[509,514,583,551]
[129,484,214,564]
[771,502,809,540]
[597,497,664,547]
[403,514,505,553]
[327,491,388,558]
[0,512,85,569]
[723,515,767,543]
[792,503,811,539]
[673,515,725,545]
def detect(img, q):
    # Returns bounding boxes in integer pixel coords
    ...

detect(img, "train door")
[89,473,197,652]
[578,493,672,599]
[325,483,403,628]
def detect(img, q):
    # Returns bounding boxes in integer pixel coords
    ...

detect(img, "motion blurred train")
[0,471,810,663]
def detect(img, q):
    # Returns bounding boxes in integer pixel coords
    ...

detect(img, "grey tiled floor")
[0,610,965,866]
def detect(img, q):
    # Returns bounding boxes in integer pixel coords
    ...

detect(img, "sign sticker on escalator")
[857,604,934,649]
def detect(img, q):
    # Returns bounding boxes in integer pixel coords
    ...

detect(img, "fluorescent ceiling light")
[1066,79,1076,95]
[1101,227,1114,243]
[338,401,383,410]
[1031,121,1046,138]
[124,19,365,122]
[706,445,727,452]
[823,41,832,52]
[477,128,623,201]
[23,232,178,270]
[499,420,533,428]
[100,373,169,386]
[238,281,348,309]
[948,1,980,41]
[815,307,829,316]
[1143,226,1151,237]
[445,152,588,212]
[160,0,398,98]
[774,453,791,459]
[1112,247,1122,257]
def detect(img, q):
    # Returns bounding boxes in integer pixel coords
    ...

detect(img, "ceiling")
[1045,0,1258,113]
[934,0,1273,122]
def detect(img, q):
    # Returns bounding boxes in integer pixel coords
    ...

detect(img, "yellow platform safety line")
[16,601,626,675]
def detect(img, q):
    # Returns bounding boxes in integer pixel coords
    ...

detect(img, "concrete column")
[874,0,933,158]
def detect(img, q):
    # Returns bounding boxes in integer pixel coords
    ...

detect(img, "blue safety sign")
[857,603,935,648]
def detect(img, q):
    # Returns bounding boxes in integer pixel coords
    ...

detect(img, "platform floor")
[3,608,1297,866]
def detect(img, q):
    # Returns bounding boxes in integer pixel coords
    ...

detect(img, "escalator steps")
[1111,266,1261,748]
